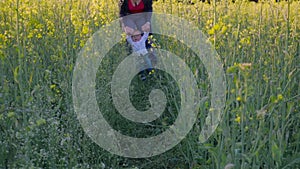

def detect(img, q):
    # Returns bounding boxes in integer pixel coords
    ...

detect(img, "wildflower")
[221,25,227,34]
[37,33,42,39]
[234,116,241,124]
[263,74,269,82]
[50,84,56,89]
[277,94,283,101]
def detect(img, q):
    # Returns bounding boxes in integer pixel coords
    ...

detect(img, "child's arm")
[126,35,133,44]
[141,32,149,42]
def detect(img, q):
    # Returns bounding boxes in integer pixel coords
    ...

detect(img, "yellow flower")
[37,33,42,39]
[221,25,227,34]
[82,25,89,35]
[277,94,283,101]
[234,116,241,124]
[263,74,269,82]
[50,84,56,89]
[236,96,242,102]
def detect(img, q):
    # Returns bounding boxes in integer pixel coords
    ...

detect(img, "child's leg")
[135,53,147,81]
[142,53,153,69]
[148,49,158,67]
[136,53,154,81]
[135,53,144,71]
[142,53,155,76]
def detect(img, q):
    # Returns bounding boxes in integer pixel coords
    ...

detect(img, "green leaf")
[272,141,282,164]
[13,66,19,84]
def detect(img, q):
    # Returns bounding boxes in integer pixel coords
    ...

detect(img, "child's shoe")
[140,72,147,81]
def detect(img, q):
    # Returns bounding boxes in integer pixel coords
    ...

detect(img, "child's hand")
[142,22,150,32]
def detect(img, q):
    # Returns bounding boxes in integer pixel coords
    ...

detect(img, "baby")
[126,29,154,80]
[126,29,149,55]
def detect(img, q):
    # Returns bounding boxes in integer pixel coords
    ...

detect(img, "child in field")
[126,29,155,81]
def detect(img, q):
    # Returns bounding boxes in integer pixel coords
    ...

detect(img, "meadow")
[0,0,299,168]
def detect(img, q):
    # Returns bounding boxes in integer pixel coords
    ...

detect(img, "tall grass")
[0,0,299,168]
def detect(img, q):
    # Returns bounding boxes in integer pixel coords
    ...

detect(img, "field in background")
[0,0,299,168]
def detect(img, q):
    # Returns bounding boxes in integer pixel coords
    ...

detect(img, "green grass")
[0,0,299,168]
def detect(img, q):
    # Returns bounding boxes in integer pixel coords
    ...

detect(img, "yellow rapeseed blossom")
[37,33,42,39]
[263,74,269,82]
[234,116,241,124]
[277,94,283,101]
[50,84,56,89]
[221,25,227,34]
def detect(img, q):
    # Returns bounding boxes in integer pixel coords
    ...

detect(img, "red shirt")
[128,0,145,14]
